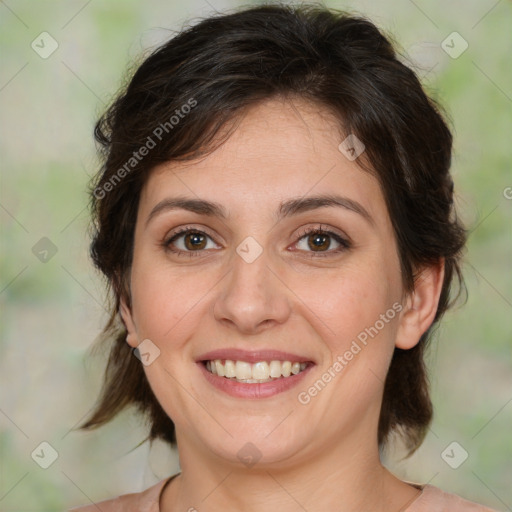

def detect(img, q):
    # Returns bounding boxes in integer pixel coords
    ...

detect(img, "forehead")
[139,97,386,224]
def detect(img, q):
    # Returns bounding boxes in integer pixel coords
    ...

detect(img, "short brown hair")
[80,3,467,457]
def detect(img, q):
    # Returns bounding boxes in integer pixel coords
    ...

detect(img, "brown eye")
[294,226,351,257]
[164,228,219,257]
[306,232,331,251]
[182,232,207,250]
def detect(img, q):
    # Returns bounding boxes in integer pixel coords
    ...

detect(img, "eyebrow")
[146,194,374,227]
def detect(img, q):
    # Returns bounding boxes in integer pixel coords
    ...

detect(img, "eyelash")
[162,225,351,259]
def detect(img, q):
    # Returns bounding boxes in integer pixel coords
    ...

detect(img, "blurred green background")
[0,0,511,510]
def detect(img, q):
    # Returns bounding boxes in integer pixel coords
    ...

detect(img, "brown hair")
[80,3,467,457]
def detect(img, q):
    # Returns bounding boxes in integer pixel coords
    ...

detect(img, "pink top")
[68,476,500,511]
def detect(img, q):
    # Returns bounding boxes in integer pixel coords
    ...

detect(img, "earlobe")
[395,259,445,350]
[119,296,139,348]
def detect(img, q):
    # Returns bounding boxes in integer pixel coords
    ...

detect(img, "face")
[121,97,436,470]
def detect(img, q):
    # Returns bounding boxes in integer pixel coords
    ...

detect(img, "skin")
[120,97,444,512]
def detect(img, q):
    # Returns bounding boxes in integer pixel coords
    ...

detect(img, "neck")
[160,429,421,511]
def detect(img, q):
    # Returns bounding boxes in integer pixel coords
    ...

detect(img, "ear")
[119,295,139,348]
[395,259,445,350]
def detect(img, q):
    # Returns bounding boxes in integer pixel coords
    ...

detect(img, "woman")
[71,4,499,511]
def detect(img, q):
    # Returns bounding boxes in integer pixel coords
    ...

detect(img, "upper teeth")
[206,360,307,382]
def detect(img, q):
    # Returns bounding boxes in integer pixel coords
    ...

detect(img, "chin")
[192,421,312,470]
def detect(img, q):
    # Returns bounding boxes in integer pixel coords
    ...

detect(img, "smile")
[196,349,315,398]
[204,359,309,383]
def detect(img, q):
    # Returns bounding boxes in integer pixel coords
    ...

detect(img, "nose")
[213,247,292,334]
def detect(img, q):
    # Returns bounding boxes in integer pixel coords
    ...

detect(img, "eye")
[162,224,351,259]
[293,225,351,257]
[163,227,219,257]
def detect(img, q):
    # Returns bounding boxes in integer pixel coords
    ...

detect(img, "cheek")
[129,255,220,342]
[295,257,400,340]
[296,268,401,412]
[289,265,402,403]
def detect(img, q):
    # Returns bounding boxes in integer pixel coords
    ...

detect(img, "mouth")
[196,349,315,399]
[202,359,310,383]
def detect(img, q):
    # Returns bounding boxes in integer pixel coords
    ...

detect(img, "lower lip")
[197,362,314,399]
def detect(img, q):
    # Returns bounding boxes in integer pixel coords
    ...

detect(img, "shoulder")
[407,484,500,512]
[67,477,171,512]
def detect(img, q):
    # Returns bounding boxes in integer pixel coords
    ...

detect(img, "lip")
[196,348,314,364]
[197,360,314,399]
